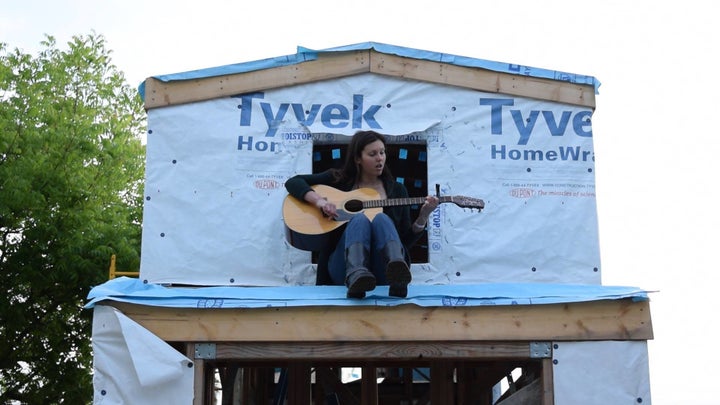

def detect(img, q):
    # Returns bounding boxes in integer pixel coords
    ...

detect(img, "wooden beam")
[541,358,555,405]
[186,343,206,405]
[369,51,595,108]
[211,341,537,361]
[106,298,652,342]
[430,361,455,404]
[143,51,371,109]
[287,363,312,405]
[360,366,378,405]
[143,49,595,110]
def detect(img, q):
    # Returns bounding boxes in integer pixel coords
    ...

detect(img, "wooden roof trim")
[143,51,372,109]
[368,51,595,108]
[143,49,596,110]
[108,298,652,342]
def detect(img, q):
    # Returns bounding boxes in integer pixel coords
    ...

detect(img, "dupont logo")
[254,179,281,190]
[510,188,535,198]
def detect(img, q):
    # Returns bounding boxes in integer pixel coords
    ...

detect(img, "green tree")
[0,34,145,403]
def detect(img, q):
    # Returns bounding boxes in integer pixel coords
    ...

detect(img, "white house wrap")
[140,45,601,287]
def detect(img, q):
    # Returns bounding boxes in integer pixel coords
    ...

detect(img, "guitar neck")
[363,196,453,209]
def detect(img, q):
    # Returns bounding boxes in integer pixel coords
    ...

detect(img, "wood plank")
[186,344,205,405]
[430,362,455,404]
[541,358,555,405]
[369,51,595,108]
[212,341,535,361]
[360,366,378,405]
[287,363,311,405]
[143,51,371,109]
[106,298,652,342]
[143,49,595,110]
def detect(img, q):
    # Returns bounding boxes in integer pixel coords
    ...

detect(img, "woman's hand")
[413,195,439,232]
[419,195,439,218]
[316,198,338,218]
[303,190,338,218]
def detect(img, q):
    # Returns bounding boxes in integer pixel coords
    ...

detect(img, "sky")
[3,0,719,403]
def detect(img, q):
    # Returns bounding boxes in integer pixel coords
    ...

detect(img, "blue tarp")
[85,277,648,309]
[138,41,601,100]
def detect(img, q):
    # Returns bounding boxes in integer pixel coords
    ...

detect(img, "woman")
[285,131,439,298]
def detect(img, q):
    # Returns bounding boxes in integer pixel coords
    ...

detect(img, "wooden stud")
[186,344,205,405]
[430,361,455,404]
[403,367,414,402]
[541,358,555,405]
[287,363,311,405]
[360,366,378,405]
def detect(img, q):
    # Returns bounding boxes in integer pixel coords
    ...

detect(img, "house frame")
[89,44,652,404]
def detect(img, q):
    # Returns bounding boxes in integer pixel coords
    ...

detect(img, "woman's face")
[356,139,386,178]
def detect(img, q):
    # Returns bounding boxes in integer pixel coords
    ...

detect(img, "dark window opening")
[312,142,429,263]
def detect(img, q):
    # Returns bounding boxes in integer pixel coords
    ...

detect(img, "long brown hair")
[331,130,394,187]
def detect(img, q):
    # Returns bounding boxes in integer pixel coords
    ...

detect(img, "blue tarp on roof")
[85,277,648,309]
[138,42,601,100]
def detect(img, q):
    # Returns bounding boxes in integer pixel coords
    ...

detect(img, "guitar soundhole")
[344,199,364,213]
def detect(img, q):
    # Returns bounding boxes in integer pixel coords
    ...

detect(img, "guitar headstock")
[448,195,485,211]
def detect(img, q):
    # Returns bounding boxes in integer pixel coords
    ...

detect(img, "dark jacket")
[285,170,423,284]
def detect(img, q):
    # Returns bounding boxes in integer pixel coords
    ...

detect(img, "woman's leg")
[370,213,411,297]
[327,232,347,285]
[328,215,376,297]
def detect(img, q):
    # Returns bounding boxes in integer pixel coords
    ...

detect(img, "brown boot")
[345,243,376,298]
[382,240,411,298]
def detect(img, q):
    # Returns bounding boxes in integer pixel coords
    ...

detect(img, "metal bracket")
[529,342,552,358]
[194,343,217,359]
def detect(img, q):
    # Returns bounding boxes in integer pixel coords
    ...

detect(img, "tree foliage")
[0,34,145,404]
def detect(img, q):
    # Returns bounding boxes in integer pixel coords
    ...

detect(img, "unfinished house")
[87,43,653,404]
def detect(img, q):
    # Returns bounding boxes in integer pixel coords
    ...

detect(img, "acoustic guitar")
[282,184,485,251]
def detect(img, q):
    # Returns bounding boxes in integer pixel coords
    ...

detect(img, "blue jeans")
[327,213,404,285]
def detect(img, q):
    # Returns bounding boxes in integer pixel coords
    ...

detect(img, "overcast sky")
[3,0,718,403]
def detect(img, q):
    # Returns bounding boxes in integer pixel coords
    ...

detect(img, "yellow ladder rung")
[108,254,140,280]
